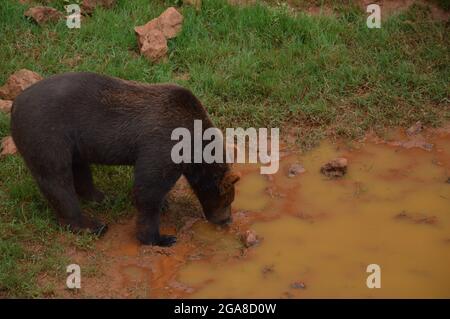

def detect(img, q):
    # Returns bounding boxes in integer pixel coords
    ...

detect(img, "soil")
[45,123,450,298]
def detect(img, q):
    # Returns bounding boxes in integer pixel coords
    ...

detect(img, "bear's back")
[11,72,215,165]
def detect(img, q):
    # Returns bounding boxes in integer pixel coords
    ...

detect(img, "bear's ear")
[219,172,241,195]
[227,172,241,184]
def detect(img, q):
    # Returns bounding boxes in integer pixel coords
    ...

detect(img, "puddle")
[61,127,450,298]
[233,172,269,211]
[176,129,450,298]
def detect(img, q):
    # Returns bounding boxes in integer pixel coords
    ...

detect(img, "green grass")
[0,0,449,297]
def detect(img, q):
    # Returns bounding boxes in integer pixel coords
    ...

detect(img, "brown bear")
[10,72,239,246]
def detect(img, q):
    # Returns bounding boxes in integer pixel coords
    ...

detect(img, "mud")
[55,125,450,298]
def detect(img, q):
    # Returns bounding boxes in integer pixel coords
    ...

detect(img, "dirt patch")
[48,181,258,298]
[24,6,63,25]
[306,5,334,16]
[262,0,449,20]
[359,0,449,20]
[39,123,450,298]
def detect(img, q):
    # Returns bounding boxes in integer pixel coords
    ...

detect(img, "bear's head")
[201,171,240,226]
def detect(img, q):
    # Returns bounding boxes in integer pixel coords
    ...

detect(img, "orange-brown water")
[69,128,450,298]
[176,130,450,298]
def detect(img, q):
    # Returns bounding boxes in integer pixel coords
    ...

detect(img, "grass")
[0,0,449,297]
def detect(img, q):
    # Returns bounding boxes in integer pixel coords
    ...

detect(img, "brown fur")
[11,72,239,246]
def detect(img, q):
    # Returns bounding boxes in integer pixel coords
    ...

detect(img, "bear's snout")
[207,206,232,226]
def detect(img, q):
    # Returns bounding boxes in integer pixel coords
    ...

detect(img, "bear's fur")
[11,72,239,246]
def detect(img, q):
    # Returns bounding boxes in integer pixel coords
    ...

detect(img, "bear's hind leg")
[72,161,105,203]
[32,165,107,236]
[133,160,181,247]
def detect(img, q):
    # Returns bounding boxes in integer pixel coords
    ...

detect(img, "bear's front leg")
[133,161,181,247]
[136,212,177,247]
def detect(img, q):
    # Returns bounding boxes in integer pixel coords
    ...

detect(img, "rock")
[320,157,348,178]
[265,186,286,198]
[135,7,183,42]
[395,211,408,219]
[447,177,450,184]
[135,19,157,49]
[386,138,433,151]
[81,0,116,15]
[24,6,63,25]
[153,7,184,39]
[241,229,259,248]
[295,211,316,223]
[288,163,305,177]
[1,136,18,156]
[0,99,13,113]
[281,291,294,299]
[261,264,274,276]
[395,211,437,225]
[134,7,183,62]
[290,281,306,289]
[140,29,168,62]
[415,216,437,225]
[401,139,433,151]
[406,121,424,136]
[0,69,43,100]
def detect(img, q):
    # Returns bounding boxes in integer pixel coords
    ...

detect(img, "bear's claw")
[62,215,108,237]
[91,223,108,237]
[138,233,177,247]
[157,235,177,247]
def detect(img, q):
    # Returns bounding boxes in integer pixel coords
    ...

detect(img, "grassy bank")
[0,0,448,297]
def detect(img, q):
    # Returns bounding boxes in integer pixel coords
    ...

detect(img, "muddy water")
[76,128,450,298]
[176,130,450,298]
